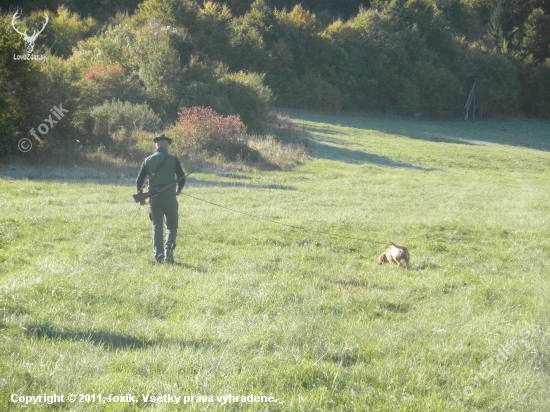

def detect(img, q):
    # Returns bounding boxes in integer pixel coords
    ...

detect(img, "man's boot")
[165,248,174,264]
[155,251,164,264]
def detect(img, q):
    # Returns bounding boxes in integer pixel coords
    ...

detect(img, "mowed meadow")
[1,111,549,411]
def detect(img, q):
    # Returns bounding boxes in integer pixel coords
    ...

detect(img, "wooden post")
[473,92,476,121]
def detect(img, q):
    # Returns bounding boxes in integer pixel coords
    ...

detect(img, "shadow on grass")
[149,261,206,272]
[306,120,476,146]
[283,109,550,152]
[24,323,217,350]
[379,302,410,314]
[0,164,137,185]
[0,165,297,191]
[187,179,297,190]
[414,262,441,270]
[311,139,440,171]
[329,278,395,291]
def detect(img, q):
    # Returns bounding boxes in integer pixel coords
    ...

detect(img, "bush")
[79,62,143,107]
[179,68,273,131]
[215,71,273,129]
[173,106,259,161]
[87,100,161,144]
[279,70,343,112]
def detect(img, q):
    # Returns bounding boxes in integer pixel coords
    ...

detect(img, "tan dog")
[377,242,410,269]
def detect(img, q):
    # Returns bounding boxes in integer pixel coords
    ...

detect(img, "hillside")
[1,0,550,160]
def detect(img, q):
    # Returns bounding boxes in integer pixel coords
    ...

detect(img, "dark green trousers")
[148,195,178,261]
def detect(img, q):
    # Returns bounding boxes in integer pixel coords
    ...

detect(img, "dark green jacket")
[136,147,185,197]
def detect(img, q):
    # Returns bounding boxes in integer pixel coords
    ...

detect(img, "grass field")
[1,111,549,411]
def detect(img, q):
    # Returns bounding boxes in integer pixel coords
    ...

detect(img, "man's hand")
[140,200,147,206]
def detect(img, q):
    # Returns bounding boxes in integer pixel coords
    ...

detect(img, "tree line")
[1,0,549,157]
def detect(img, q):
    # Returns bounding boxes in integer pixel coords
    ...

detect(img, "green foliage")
[70,23,135,69]
[461,44,521,117]
[3,0,550,156]
[41,6,97,58]
[522,59,550,118]
[87,99,161,144]
[413,62,462,118]
[276,70,343,112]
[228,0,274,73]
[0,13,47,156]
[194,2,233,61]
[177,62,273,129]
[136,0,199,27]
[35,57,80,140]
[132,21,187,120]
[214,70,273,129]
[486,0,505,50]
[78,62,143,107]
[519,8,550,63]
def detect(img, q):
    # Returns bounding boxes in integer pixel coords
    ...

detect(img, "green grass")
[1,112,549,411]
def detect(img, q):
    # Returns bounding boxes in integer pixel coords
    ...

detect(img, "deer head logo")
[11,11,49,54]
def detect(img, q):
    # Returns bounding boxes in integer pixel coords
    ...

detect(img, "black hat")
[153,133,172,144]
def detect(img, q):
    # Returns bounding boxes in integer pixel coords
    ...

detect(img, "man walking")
[136,134,185,264]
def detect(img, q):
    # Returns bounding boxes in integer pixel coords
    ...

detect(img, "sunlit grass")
[1,112,549,411]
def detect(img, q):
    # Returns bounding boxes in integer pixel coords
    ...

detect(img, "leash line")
[179,192,388,245]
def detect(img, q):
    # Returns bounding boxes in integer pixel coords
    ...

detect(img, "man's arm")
[175,157,185,193]
[136,161,148,192]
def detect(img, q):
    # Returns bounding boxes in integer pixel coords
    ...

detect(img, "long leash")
[179,191,389,246]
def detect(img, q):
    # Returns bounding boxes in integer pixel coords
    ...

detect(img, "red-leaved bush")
[176,106,255,160]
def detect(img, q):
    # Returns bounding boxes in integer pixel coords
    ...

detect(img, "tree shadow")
[306,124,475,147]
[0,165,297,190]
[24,323,217,350]
[283,109,550,152]
[311,138,440,171]
[0,164,138,186]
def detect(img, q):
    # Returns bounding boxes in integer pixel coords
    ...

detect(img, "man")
[136,134,185,264]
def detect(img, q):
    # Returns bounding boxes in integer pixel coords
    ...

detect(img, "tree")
[486,0,505,50]
[0,12,46,156]
[41,6,96,58]
[520,8,550,62]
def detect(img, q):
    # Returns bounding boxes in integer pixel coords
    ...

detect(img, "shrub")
[179,69,273,131]
[79,62,143,107]
[87,100,161,144]
[173,106,258,161]
[215,71,273,129]
[279,70,343,113]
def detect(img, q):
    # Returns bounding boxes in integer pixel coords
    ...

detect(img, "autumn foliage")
[175,106,255,160]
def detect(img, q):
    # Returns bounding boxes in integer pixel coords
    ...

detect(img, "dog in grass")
[377,242,410,269]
